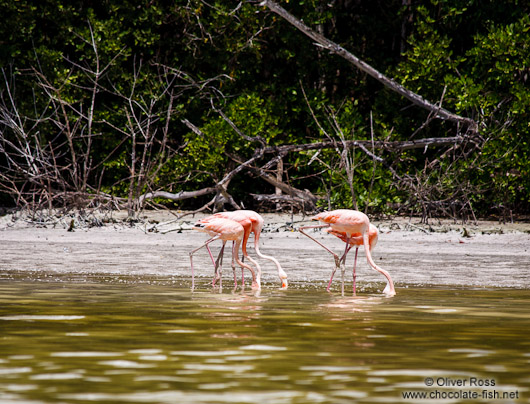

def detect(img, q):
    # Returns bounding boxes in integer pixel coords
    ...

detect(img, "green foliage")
[463,15,530,211]
[181,94,282,181]
[1,0,530,216]
[388,1,530,215]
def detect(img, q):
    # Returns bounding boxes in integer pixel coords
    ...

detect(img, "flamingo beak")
[281,278,288,289]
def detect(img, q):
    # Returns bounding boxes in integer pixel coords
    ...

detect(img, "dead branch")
[262,136,470,155]
[166,108,470,213]
[137,119,265,210]
[251,193,314,211]
[259,0,478,132]
[138,188,217,205]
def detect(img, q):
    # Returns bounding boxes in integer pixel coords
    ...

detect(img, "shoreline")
[1,210,530,291]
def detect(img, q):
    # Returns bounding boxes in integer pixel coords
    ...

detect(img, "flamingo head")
[276,266,288,289]
[383,282,396,297]
[251,271,261,290]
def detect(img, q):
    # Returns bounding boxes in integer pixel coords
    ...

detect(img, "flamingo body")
[311,209,370,235]
[209,210,288,288]
[194,217,245,240]
[326,223,378,250]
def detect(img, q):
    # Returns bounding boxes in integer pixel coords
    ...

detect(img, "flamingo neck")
[254,239,284,275]
[234,240,261,289]
[363,232,396,296]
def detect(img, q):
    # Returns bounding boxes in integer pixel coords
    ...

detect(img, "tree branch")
[263,136,468,155]
[138,188,217,204]
[226,151,318,210]
[259,0,478,131]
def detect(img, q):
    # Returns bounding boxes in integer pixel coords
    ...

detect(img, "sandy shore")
[1,211,529,291]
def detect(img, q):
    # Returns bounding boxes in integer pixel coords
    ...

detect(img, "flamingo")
[201,213,261,289]
[325,224,378,295]
[189,217,261,290]
[207,210,288,289]
[299,209,395,296]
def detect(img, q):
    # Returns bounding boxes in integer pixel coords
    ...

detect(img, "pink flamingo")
[325,224,378,295]
[203,213,261,289]
[189,217,260,290]
[299,209,395,296]
[208,210,288,289]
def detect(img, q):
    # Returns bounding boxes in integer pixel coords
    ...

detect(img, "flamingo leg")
[328,240,358,297]
[230,241,238,289]
[340,264,346,296]
[299,224,339,257]
[230,241,245,288]
[327,243,351,292]
[206,245,216,267]
[233,240,260,290]
[217,242,226,291]
[352,247,359,296]
[320,233,352,295]
[206,244,218,287]
[189,235,221,290]
[240,248,245,286]
[326,267,337,292]
[300,224,345,292]
[339,240,353,297]
[212,242,226,286]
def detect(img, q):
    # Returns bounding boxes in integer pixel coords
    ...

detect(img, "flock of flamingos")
[189,209,396,297]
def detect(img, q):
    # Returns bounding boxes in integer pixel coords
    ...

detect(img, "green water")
[0,275,529,403]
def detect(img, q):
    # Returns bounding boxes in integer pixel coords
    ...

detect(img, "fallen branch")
[226,152,318,211]
[264,136,470,154]
[137,119,267,209]
[251,193,314,210]
[138,188,217,204]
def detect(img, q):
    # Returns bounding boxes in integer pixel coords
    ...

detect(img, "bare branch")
[138,188,217,205]
[264,136,469,155]
[259,0,478,131]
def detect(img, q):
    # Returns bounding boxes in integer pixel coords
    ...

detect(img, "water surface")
[0,274,529,403]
